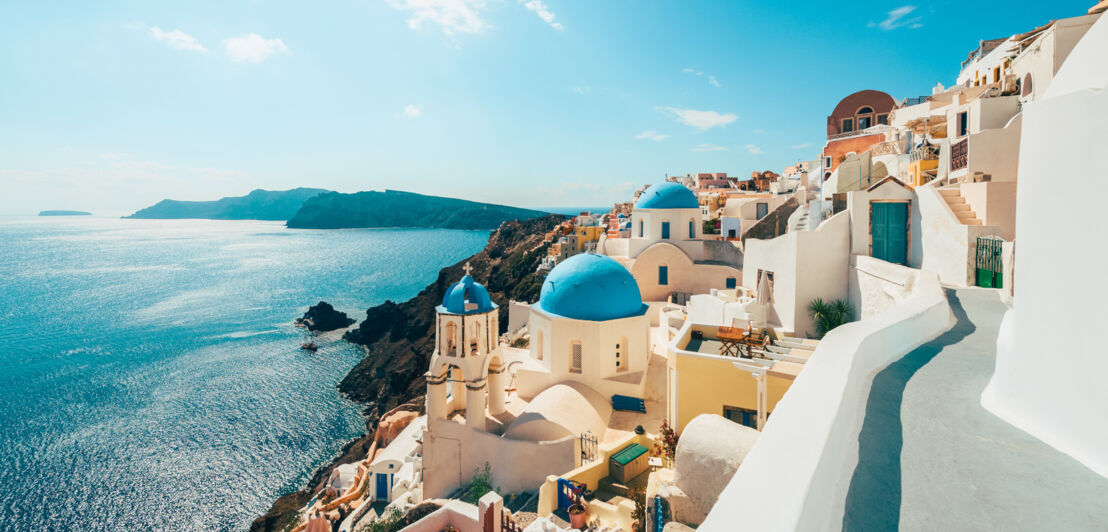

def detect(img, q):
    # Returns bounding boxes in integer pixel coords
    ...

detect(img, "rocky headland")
[285,189,550,230]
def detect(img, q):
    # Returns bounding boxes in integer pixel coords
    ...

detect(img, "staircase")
[938,187,982,226]
[795,208,811,231]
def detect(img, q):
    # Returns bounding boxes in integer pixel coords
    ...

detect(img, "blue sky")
[0,0,1092,214]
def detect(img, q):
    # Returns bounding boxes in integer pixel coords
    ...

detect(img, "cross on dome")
[463,262,473,276]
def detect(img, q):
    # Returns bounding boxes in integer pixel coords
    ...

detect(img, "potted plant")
[567,489,588,529]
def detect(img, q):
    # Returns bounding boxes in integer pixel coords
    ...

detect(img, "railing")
[903,96,931,106]
[870,141,903,156]
[951,138,968,171]
[910,144,940,162]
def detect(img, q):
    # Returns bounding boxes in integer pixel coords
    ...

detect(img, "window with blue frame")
[725,277,737,289]
[689,220,695,238]
[661,222,670,239]
[724,405,758,429]
[658,265,668,285]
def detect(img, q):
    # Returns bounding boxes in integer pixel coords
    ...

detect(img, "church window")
[570,340,582,373]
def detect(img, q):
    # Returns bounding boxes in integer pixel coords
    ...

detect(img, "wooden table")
[717,326,746,357]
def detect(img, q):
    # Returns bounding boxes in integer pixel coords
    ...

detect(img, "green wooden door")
[872,202,908,265]
[976,237,1004,288]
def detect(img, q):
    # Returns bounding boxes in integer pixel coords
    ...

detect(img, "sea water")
[0,216,489,531]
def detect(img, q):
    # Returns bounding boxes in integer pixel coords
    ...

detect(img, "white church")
[421,255,655,498]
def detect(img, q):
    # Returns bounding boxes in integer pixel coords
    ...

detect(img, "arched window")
[569,340,583,373]
[857,106,874,115]
[1022,73,1033,97]
[688,218,696,239]
[444,321,458,356]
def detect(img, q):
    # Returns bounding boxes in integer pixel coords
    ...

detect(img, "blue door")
[376,472,389,500]
[688,220,695,238]
[661,222,670,239]
[658,266,668,286]
[871,202,908,265]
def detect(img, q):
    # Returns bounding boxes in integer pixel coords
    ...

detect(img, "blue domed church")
[597,181,743,302]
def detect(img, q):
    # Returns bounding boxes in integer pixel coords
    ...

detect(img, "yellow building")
[574,224,604,252]
[666,323,816,434]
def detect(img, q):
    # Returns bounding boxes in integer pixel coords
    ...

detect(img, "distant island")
[286,190,549,230]
[39,210,91,216]
[125,188,329,220]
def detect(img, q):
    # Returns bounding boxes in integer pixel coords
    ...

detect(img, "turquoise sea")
[0,217,489,531]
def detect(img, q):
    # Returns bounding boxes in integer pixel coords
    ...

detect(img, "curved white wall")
[982,14,1108,478]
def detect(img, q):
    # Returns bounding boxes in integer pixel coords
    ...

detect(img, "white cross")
[463,261,473,277]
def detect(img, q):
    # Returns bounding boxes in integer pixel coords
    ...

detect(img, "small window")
[877,114,889,125]
[957,112,969,137]
[661,221,670,239]
[993,65,1001,83]
[725,277,737,289]
[858,116,871,130]
[639,220,643,237]
[857,106,874,115]
[658,265,668,286]
[570,340,582,373]
[723,406,758,429]
[689,220,695,239]
[824,156,832,169]
[841,118,854,132]
[756,202,769,220]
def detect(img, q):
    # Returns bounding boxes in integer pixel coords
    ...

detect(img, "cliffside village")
[291,4,1108,531]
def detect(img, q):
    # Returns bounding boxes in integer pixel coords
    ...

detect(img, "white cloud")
[753,129,765,134]
[790,143,812,149]
[223,33,289,63]
[387,0,488,35]
[870,6,923,31]
[658,106,738,130]
[403,104,422,118]
[635,130,668,141]
[690,144,727,152]
[745,144,764,155]
[520,0,564,30]
[571,86,591,95]
[683,68,721,88]
[149,26,208,53]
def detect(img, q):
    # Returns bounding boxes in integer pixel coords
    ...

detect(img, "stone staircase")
[795,207,811,231]
[938,186,982,226]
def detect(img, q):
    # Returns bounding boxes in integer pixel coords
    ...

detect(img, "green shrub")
[808,298,855,337]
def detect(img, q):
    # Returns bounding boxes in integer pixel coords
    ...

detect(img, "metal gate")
[976,236,1004,288]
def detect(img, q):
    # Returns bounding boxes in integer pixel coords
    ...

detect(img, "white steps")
[939,187,983,226]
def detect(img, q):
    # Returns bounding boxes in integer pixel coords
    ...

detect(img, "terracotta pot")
[568,504,588,529]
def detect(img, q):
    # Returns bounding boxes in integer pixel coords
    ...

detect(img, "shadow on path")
[841,290,974,531]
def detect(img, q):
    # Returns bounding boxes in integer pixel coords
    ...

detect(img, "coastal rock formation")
[125,188,328,220]
[285,189,549,230]
[339,214,563,421]
[296,301,356,331]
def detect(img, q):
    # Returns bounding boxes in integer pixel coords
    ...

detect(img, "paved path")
[843,289,1108,532]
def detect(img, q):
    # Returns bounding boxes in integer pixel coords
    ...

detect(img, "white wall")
[982,15,1108,477]
[741,211,850,336]
[520,308,650,399]
[699,269,952,531]
[422,419,577,498]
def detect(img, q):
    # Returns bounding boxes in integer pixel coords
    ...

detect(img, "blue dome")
[440,275,497,314]
[537,254,645,321]
[635,182,699,209]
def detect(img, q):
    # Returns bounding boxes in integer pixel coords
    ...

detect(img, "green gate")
[871,202,909,265]
[976,236,1004,288]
